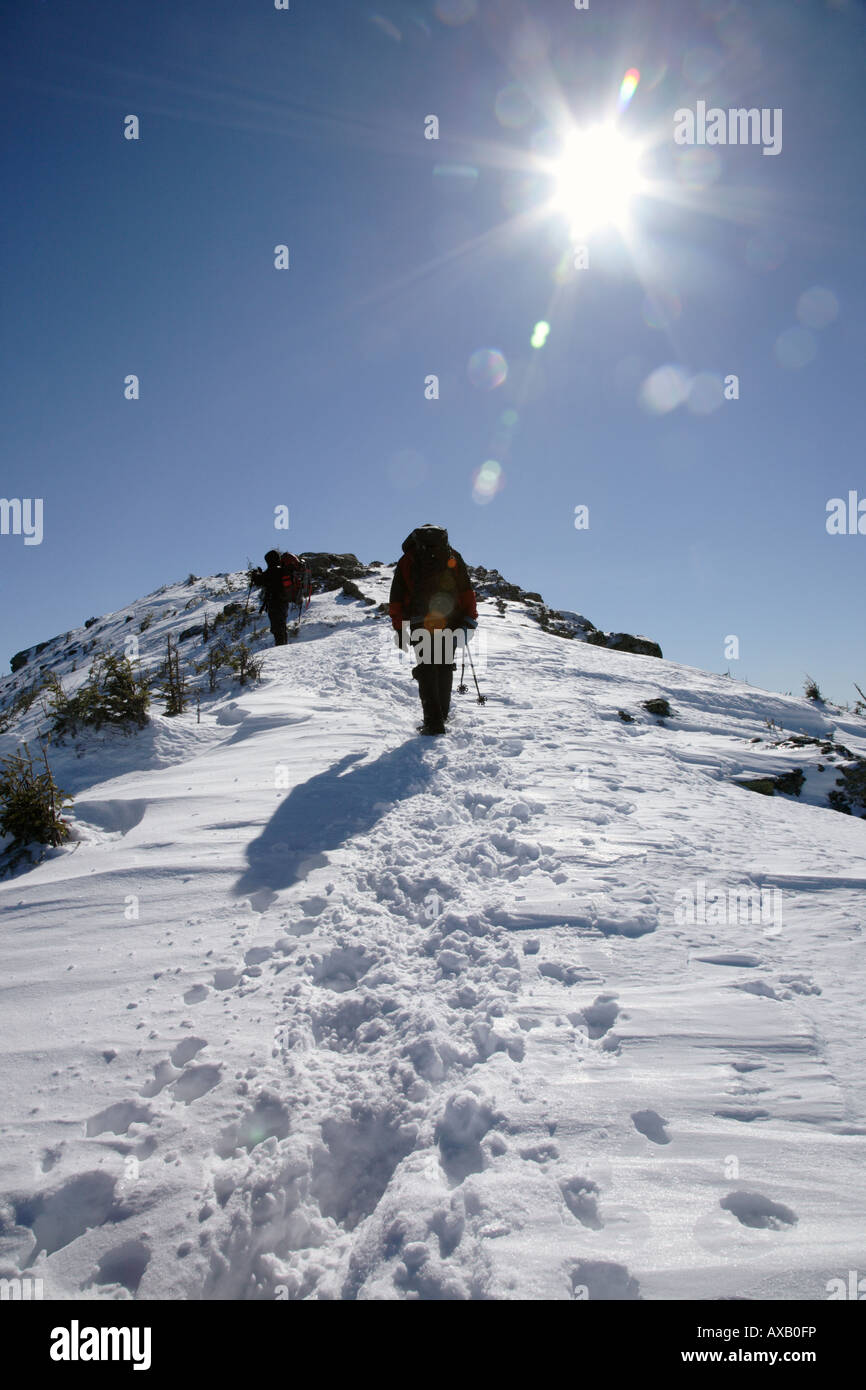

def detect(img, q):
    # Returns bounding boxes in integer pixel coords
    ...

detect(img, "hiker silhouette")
[232,741,435,904]
[249,551,310,646]
[388,524,478,735]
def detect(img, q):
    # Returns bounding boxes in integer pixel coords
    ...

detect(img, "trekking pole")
[457,646,468,695]
[465,640,486,705]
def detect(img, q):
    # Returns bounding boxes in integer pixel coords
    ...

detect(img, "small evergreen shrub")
[224,640,262,687]
[0,743,71,849]
[50,652,150,737]
[154,633,187,716]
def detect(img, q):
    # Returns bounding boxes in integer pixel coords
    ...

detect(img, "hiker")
[250,550,309,646]
[389,523,478,734]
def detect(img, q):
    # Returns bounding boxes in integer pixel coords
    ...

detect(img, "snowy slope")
[1,566,865,1301]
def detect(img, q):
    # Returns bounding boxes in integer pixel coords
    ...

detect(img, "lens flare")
[432,163,479,190]
[472,459,504,505]
[618,68,640,111]
[639,364,691,414]
[468,348,508,389]
[531,321,550,349]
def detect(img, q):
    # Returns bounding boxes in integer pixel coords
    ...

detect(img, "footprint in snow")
[631,1109,670,1145]
[559,1176,603,1229]
[569,1259,640,1301]
[170,1037,207,1067]
[580,993,620,1039]
[14,1171,120,1260]
[86,1101,153,1138]
[140,1060,180,1097]
[244,947,274,966]
[86,1238,150,1295]
[720,1190,798,1230]
[170,1064,222,1105]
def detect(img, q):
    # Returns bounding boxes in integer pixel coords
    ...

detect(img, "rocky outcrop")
[302,554,374,592]
[588,631,664,659]
[465,565,662,658]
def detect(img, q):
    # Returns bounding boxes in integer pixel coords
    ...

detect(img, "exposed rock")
[828,758,866,816]
[302,553,373,592]
[588,630,663,658]
[340,579,375,605]
[774,768,805,797]
[735,778,777,796]
[10,640,50,674]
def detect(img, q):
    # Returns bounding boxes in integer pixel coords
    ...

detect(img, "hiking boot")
[420,719,446,736]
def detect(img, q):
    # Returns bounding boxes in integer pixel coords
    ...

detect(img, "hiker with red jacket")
[389,523,478,735]
[250,550,308,646]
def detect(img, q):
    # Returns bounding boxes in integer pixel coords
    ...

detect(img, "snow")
[1,565,865,1301]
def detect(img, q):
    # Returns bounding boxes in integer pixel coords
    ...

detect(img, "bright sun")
[549,125,644,236]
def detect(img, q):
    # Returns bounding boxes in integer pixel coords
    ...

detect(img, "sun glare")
[549,125,644,237]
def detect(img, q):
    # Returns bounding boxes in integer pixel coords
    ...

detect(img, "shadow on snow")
[232,739,434,900]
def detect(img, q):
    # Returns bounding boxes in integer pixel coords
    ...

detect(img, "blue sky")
[2,0,864,703]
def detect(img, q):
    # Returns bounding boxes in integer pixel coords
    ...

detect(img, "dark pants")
[266,603,290,646]
[410,626,456,726]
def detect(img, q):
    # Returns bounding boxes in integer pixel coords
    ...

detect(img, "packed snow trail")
[1,569,864,1300]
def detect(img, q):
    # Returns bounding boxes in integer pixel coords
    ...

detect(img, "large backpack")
[279,553,312,611]
[401,525,460,622]
[406,524,450,572]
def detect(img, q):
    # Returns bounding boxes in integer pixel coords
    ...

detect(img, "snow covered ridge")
[1,558,866,1300]
[465,563,663,656]
[6,554,662,680]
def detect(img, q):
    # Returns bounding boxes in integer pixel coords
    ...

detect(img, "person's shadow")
[232,740,434,903]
